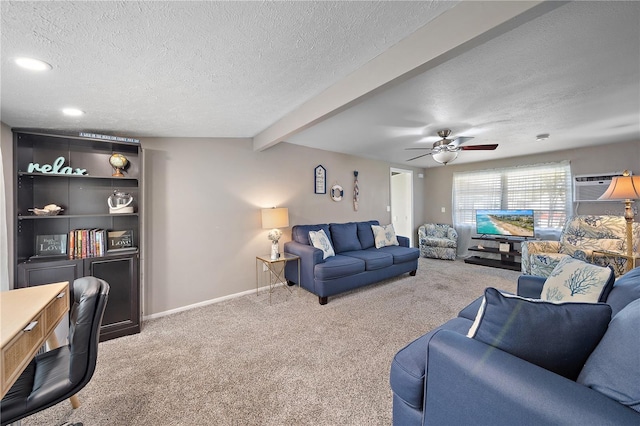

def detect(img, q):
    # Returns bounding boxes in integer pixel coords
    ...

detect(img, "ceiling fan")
[406,129,498,165]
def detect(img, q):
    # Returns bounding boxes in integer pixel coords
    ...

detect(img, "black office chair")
[1,277,110,426]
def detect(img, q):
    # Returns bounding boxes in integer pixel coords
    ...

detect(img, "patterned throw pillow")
[468,287,611,380]
[371,224,399,249]
[541,257,615,303]
[309,229,335,259]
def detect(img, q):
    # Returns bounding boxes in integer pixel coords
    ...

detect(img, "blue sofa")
[284,220,419,305]
[390,267,640,425]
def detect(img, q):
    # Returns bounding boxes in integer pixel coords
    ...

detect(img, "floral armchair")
[418,223,458,260]
[521,215,640,277]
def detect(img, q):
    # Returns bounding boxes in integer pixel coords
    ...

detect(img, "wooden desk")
[0,281,75,405]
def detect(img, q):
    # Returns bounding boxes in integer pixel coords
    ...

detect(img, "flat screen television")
[475,209,535,238]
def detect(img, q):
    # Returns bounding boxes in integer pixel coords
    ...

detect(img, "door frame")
[390,168,414,247]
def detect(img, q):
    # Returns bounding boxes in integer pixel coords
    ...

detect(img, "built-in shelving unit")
[464,236,524,271]
[13,130,142,341]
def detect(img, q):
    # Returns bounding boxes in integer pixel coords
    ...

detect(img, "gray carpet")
[22,258,520,426]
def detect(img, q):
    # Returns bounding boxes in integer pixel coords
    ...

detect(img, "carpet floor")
[21,258,520,426]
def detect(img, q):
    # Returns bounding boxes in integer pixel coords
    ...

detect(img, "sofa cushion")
[467,288,611,380]
[577,299,640,413]
[390,317,473,409]
[340,250,393,271]
[372,245,419,264]
[330,222,361,253]
[314,255,365,280]
[292,224,331,245]
[541,257,615,303]
[357,220,378,249]
[372,224,399,248]
[309,229,335,259]
[606,267,640,317]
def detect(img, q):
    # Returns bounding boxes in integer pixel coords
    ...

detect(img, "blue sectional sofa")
[390,267,640,425]
[284,220,419,305]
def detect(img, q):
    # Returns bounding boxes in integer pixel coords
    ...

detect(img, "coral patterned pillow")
[541,257,615,303]
[371,224,399,249]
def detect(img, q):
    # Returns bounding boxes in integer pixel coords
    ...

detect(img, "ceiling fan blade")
[405,147,433,150]
[449,136,474,148]
[460,144,498,151]
[406,152,433,161]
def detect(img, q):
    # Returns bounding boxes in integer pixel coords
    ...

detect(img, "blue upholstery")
[390,268,640,425]
[285,220,419,304]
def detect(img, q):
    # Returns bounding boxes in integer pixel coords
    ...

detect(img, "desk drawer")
[2,313,44,395]
[45,289,69,335]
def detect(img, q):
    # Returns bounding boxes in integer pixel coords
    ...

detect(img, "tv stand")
[464,236,523,271]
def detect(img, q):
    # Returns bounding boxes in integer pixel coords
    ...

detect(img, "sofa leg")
[319,296,328,305]
[410,270,417,276]
[287,280,296,286]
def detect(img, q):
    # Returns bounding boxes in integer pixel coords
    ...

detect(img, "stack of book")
[69,229,107,259]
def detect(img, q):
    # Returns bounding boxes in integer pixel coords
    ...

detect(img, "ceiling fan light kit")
[405,128,499,165]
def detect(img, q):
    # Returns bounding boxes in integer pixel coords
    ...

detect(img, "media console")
[464,236,526,271]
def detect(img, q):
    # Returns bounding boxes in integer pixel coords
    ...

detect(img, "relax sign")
[28,156,87,175]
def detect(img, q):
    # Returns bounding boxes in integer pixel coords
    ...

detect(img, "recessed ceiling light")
[15,57,53,71]
[536,133,550,142]
[62,108,85,117]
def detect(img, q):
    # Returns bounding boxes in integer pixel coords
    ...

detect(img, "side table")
[255,253,300,304]
[592,250,640,275]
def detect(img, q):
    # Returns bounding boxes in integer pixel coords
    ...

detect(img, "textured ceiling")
[1,1,639,167]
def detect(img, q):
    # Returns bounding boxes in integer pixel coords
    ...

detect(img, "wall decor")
[314,165,326,194]
[27,156,87,175]
[353,171,359,211]
[330,184,344,202]
[34,234,68,257]
[79,132,140,143]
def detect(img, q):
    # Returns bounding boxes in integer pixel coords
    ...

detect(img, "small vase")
[270,240,280,260]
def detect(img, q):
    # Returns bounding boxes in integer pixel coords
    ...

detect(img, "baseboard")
[142,282,290,321]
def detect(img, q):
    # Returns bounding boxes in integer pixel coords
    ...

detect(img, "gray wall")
[423,140,640,224]
[142,137,424,315]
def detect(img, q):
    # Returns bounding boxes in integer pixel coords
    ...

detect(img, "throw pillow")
[309,229,335,259]
[372,224,399,249]
[541,257,615,303]
[577,299,640,413]
[467,287,611,380]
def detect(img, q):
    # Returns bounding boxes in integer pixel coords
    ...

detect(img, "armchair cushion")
[467,287,611,380]
[577,299,640,413]
[541,257,615,303]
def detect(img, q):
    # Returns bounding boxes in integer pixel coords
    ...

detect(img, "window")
[453,161,572,233]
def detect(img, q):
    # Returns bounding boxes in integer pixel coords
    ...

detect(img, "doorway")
[390,168,414,246]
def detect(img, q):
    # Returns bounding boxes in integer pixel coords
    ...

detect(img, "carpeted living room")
[20,258,523,425]
[2,1,640,425]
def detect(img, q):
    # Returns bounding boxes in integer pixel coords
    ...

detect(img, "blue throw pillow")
[468,287,611,380]
[329,222,361,253]
[577,299,640,412]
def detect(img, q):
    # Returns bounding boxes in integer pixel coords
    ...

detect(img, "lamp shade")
[598,171,640,201]
[432,150,458,165]
[261,207,289,229]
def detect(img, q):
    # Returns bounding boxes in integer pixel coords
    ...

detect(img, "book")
[34,234,67,257]
[107,230,134,251]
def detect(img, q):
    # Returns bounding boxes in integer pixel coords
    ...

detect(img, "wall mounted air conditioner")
[573,171,626,202]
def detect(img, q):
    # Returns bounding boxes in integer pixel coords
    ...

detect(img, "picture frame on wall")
[314,165,326,194]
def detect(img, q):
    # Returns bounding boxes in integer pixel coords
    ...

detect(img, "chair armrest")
[397,235,410,247]
[284,241,324,290]
[517,275,546,298]
[447,227,458,241]
[521,240,561,254]
[423,330,640,425]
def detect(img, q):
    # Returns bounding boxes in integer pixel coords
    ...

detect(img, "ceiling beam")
[252,0,566,152]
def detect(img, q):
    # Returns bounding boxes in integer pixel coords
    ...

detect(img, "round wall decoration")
[330,184,344,202]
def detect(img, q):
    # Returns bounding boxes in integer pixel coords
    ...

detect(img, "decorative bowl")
[29,205,64,216]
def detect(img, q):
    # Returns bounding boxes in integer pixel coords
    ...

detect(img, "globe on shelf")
[109,153,128,177]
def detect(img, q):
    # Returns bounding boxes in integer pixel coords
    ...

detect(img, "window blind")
[453,161,572,233]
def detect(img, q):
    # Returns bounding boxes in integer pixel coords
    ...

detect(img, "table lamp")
[261,207,289,260]
[598,170,640,258]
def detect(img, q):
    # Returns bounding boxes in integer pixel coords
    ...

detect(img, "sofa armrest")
[284,241,324,291]
[517,275,546,298]
[397,235,410,248]
[423,330,640,425]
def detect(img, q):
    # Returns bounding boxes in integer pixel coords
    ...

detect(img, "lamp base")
[270,240,280,260]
